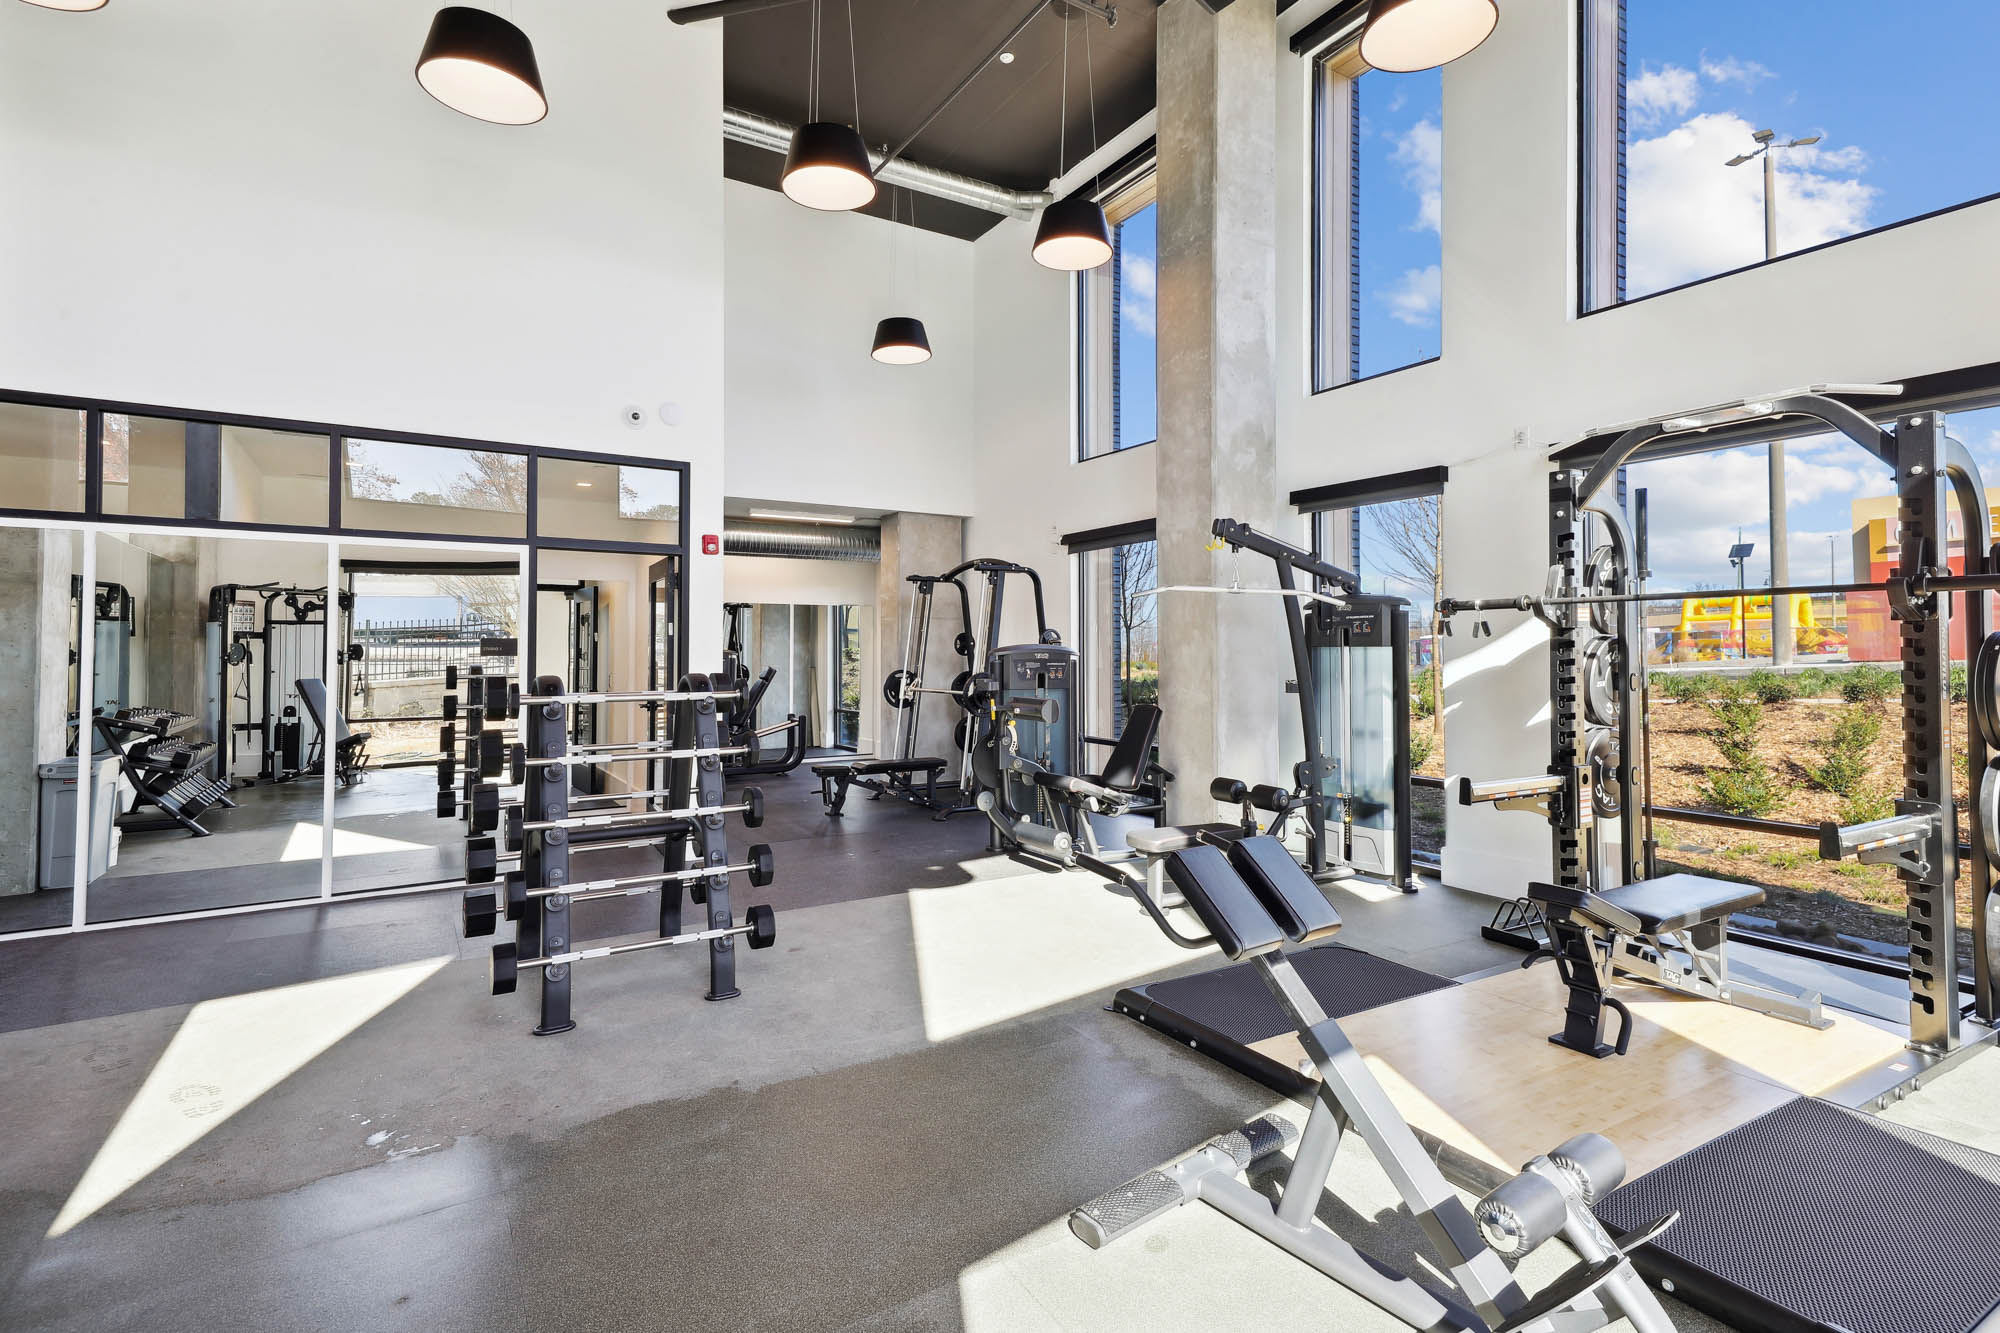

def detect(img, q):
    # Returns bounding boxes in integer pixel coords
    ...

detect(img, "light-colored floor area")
[0,770,1993,1332]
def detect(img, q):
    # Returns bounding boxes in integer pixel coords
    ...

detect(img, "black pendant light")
[782,0,876,211]
[872,188,932,364]
[1358,0,1499,73]
[18,0,108,9]
[1032,10,1112,272]
[416,6,548,126]
[871,317,932,365]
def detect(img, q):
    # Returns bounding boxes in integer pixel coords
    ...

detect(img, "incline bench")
[296,677,372,787]
[1526,873,1830,1058]
[812,757,953,818]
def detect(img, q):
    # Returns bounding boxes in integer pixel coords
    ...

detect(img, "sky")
[1623,0,2000,300]
[1114,203,1159,450]
[1355,67,1444,379]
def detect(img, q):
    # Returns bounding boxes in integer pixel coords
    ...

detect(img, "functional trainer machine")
[1075,838,1680,1333]
[717,602,807,778]
[813,557,1058,818]
[1208,518,1416,887]
[205,582,333,784]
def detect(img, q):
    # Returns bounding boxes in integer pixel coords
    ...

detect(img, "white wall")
[0,0,727,666]
[723,180,982,519]
[722,553,878,608]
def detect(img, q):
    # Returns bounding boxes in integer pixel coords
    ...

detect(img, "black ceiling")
[721,0,1158,240]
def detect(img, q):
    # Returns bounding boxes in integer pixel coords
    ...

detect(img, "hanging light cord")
[847,0,863,141]
[1056,11,1070,182]
[807,0,822,123]
[1085,13,1101,194]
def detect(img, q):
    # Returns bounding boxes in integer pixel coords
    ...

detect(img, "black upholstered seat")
[1590,874,1765,934]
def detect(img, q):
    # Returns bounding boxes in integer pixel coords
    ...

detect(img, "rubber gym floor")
[2,771,1996,1333]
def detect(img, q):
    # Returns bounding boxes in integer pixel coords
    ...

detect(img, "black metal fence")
[352,618,508,690]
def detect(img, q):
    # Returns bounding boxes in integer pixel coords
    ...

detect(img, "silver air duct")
[723,106,1052,219]
[723,520,881,562]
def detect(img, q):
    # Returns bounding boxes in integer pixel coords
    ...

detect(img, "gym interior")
[3,3,1998,1332]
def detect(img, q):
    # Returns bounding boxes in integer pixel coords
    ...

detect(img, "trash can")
[37,757,119,890]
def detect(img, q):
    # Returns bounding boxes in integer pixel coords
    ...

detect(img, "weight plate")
[953,715,991,752]
[1588,729,1622,817]
[882,669,916,710]
[953,631,976,661]
[950,670,977,713]
[1582,638,1621,728]
[1974,633,2000,751]
[1980,761,2000,860]
[1587,546,1622,638]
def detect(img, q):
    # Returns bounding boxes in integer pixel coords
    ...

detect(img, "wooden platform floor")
[1248,964,1909,1184]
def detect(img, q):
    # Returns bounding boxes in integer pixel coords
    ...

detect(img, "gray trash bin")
[37,757,118,890]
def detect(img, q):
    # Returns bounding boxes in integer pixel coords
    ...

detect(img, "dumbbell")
[488,904,776,995]
[498,843,776,921]
[436,782,505,831]
[461,871,522,936]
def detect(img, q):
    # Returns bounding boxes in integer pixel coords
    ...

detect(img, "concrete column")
[1154,0,1288,820]
[875,512,965,761]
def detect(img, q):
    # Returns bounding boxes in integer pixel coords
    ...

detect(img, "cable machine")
[205,582,332,784]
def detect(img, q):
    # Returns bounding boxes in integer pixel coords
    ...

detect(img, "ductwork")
[724,106,1052,219]
[723,520,882,562]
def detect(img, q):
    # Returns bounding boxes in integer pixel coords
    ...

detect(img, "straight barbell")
[487,905,776,995]
[462,845,776,935]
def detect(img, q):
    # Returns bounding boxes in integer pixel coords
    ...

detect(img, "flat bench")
[1527,872,1827,1058]
[811,757,951,816]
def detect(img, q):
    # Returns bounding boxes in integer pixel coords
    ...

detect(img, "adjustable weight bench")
[811,756,952,816]
[1525,873,1829,1058]
[296,677,371,787]
[1075,836,1679,1333]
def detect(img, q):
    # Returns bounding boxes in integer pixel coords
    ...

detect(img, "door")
[646,556,682,799]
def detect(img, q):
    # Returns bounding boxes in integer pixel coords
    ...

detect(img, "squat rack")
[1442,387,1997,1058]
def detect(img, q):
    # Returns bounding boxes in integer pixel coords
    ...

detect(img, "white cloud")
[1383,264,1441,327]
[1699,54,1775,90]
[1391,119,1442,233]
[1628,63,1699,129]
[1119,252,1155,337]
[1627,111,1876,295]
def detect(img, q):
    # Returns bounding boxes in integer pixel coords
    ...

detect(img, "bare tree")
[1366,498,1443,757]
[1113,541,1159,714]
[432,573,520,634]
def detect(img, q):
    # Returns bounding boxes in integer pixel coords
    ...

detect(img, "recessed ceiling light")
[998,51,1015,64]
[575,480,593,488]
[748,509,858,525]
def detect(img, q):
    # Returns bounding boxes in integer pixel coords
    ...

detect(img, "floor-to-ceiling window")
[1077,170,1159,460]
[1068,523,1158,741]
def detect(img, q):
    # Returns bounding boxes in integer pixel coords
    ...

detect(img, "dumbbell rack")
[442,664,777,1035]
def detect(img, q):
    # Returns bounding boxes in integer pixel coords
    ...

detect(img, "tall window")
[1073,536,1158,738]
[1311,44,1443,389]
[1583,0,2000,309]
[1078,175,1158,460]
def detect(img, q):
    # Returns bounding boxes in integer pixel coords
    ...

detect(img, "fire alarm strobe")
[702,534,720,556]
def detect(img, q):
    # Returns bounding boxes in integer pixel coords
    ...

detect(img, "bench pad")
[1125,822,1246,857]
[1229,836,1342,945]
[811,758,948,778]
[1165,845,1284,962]
[1536,873,1766,935]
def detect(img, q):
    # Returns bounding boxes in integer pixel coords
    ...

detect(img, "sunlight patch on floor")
[48,954,451,1237]
[279,821,432,862]
[907,871,1214,1043]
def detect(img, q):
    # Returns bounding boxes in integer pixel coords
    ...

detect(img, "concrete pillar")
[1154,0,1288,820]
[0,528,77,894]
[875,512,965,761]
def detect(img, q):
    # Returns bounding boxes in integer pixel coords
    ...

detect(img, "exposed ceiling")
[721,0,1159,240]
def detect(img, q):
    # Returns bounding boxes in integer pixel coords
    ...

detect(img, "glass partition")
[84,531,330,923]
[0,403,87,513]
[535,457,681,544]
[100,416,332,525]
[342,438,527,538]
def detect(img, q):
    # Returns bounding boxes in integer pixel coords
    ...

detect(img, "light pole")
[1728,128,1822,669]
[1728,534,1755,662]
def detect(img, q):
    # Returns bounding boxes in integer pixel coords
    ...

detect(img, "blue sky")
[1356,67,1443,378]
[1115,203,1158,449]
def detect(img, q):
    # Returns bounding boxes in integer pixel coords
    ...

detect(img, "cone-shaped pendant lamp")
[871,316,932,364]
[1032,195,1113,272]
[416,7,548,125]
[18,0,109,11]
[1358,0,1498,73]
[782,121,877,211]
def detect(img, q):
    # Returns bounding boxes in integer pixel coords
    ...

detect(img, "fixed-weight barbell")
[462,845,776,936]
[487,904,776,996]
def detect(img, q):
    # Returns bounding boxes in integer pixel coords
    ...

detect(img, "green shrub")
[1840,788,1896,824]
[1411,666,1438,719]
[1765,849,1814,871]
[1703,695,1764,766]
[1745,669,1794,703]
[1840,665,1898,703]
[1808,706,1881,796]
[1409,726,1435,770]
[1699,763,1782,816]
[1951,662,1969,704]
[1789,667,1831,697]
[1707,675,1752,703]
[1655,673,1703,702]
